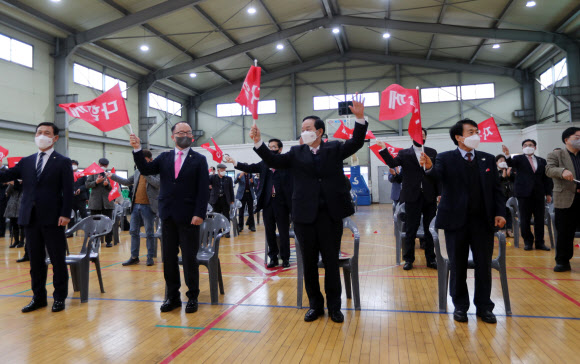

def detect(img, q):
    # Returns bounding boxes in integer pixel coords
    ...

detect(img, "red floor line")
[160,277,272,364]
[0,273,29,283]
[521,268,580,308]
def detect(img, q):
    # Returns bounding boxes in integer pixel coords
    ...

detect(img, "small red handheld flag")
[7,157,22,168]
[201,137,224,163]
[379,84,420,121]
[333,120,377,141]
[235,66,261,120]
[59,83,130,132]
[83,163,105,176]
[478,117,503,143]
[108,167,121,202]
[370,143,404,165]
[0,145,8,163]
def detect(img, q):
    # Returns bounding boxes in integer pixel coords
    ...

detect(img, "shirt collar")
[457,147,475,159]
[174,147,190,155]
[38,147,54,157]
[412,145,422,153]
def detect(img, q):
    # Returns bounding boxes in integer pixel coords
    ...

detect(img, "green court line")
[155,325,260,333]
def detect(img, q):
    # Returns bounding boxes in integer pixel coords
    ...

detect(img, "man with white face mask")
[502,140,552,251]
[421,119,506,324]
[249,94,368,323]
[0,122,73,313]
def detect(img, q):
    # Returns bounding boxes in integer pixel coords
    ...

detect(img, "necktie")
[312,148,318,155]
[466,152,472,162]
[175,151,183,179]
[36,152,45,178]
[527,155,536,172]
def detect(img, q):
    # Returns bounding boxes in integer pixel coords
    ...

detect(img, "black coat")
[209,174,235,205]
[73,175,88,201]
[507,154,552,198]
[379,145,438,203]
[235,160,293,211]
[0,151,73,226]
[254,121,368,224]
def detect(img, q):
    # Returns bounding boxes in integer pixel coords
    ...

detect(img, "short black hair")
[36,122,59,136]
[495,154,506,163]
[302,115,325,134]
[71,160,79,165]
[142,149,152,159]
[522,139,537,147]
[422,128,428,138]
[268,138,283,149]
[449,118,478,146]
[209,166,216,171]
[171,121,191,133]
[562,127,580,143]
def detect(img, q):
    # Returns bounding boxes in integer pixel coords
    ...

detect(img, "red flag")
[478,117,503,143]
[379,84,420,121]
[408,111,424,146]
[108,167,121,202]
[365,130,376,140]
[333,120,353,140]
[59,84,130,132]
[235,66,261,120]
[0,145,8,163]
[201,137,223,163]
[83,162,105,176]
[370,143,404,165]
[7,157,22,168]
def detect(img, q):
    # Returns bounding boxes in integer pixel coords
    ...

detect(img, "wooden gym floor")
[1,204,580,363]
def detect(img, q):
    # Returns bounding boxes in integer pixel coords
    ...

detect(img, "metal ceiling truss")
[425,0,448,60]
[469,0,515,64]
[256,0,303,63]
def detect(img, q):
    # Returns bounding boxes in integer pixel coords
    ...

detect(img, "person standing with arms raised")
[129,122,209,314]
[249,94,368,323]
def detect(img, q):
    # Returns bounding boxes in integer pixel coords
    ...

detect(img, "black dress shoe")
[16,254,29,263]
[267,259,279,268]
[403,262,413,270]
[329,310,344,323]
[304,308,324,322]
[426,260,437,269]
[453,309,468,322]
[9,241,18,248]
[476,310,497,324]
[52,300,65,312]
[16,241,24,248]
[22,299,48,313]
[106,243,113,248]
[535,244,550,251]
[185,300,198,313]
[282,260,290,268]
[249,227,256,232]
[146,258,154,266]
[122,257,140,266]
[554,263,572,272]
[524,245,533,251]
[160,299,182,312]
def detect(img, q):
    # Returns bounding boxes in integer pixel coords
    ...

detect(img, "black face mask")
[413,140,426,148]
[271,149,280,155]
[175,136,193,149]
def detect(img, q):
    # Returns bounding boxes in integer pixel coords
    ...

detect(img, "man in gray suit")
[108,150,160,266]
[86,158,115,247]
[235,171,256,232]
[546,127,580,272]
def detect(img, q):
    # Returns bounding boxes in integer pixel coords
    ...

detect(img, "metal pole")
[291,73,297,140]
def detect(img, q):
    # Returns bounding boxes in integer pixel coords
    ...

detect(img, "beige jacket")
[546,148,578,209]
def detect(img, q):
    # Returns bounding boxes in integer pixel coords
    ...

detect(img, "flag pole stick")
[253,59,258,126]
[128,124,134,135]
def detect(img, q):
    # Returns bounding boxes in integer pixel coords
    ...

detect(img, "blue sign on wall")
[349,166,371,205]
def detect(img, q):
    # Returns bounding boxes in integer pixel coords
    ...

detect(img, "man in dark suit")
[0,122,73,313]
[225,138,294,268]
[421,119,506,324]
[249,95,368,323]
[209,163,234,238]
[130,121,209,314]
[86,158,115,247]
[71,160,88,225]
[234,171,256,232]
[502,141,552,251]
[377,129,438,270]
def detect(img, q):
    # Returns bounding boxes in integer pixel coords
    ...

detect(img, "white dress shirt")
[458,147,476,161]
[36,147,54,174]
[412,145,422,164]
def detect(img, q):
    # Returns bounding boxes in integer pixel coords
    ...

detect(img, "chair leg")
[351,262,361,311]
[217,259,225,295]
[547,221,555,249]
[498,260,512,315]
[69,264,79,292]
[343,267,352,299]
[208,262,219,305]
[396,236,402,266]
[94,258,105,293]
[513,219,520,248]
[296,245,304,309]
[65,241,70,256]
[79,260,90,303]
[437,262,449,312]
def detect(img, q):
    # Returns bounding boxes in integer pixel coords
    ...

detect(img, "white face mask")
[72,165,78,171]
[35,135,54,149]
[522,146,535,155]
[498,162,508,169]
[219,171,226,177]
[301,131,318,146]
[462,134,480,150]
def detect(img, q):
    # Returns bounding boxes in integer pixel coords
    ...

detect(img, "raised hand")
[349,93,366,119]
[130,133,141,149]
[223,155,235,164]
[106,172,113,178]
[502,145,510,156]
[376,140,386,149]
[249,124,261,143]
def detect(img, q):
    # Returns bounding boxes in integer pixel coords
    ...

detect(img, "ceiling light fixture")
[189,73,197,78]
[526,1,536,7]
[140,44,149,52]
[383,32,391,39]
[247,7,256,14]
[276,44,284,50]
[50,0,62,3]
[332,27,340,34]
[492,43,500,49]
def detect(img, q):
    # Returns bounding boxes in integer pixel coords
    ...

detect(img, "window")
[460,83,494,100]
[149,92,182,117]
[105,75,127,98]
[216,100,277,117]
[313,92,379,111]
[421,83,494,103]
[0,33,33,68]
[540,58,567,90]
[73,63,128,98]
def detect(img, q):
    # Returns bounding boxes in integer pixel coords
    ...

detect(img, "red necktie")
[466,152,472,162]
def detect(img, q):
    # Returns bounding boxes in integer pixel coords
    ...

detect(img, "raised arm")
[130,133,162,176]
[0,163,22,183]
[339,94,368,160]
[109,173,135,186]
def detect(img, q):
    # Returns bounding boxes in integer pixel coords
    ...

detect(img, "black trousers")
[162,218,200,301]
[25,209,69,301]
[444,214,494,312]
[10,217,24,243]
[90,209,113,243]
[555,193,580,265]
[403,194,437,263]
[72,198,88,221]
[263,197,290,261]
[518,191,545,247]
[294,208,343,311]
[239,192,255,228]
[0,200,6,236]
[212,196,230,222]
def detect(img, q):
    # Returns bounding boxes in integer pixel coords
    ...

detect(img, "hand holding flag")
[370,141,404,165]
[108,167,121,202]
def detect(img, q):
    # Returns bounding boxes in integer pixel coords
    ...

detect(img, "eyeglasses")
[173,132,193,137]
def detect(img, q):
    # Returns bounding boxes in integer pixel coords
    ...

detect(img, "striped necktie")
[36,152,45,178]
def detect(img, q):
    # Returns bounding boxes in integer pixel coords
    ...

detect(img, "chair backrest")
[207,203,213,213]
[506,197,518,219]
[394,202,406,233]
[67,215,114,257]
[342,217,360,261]
[199,212,230,257]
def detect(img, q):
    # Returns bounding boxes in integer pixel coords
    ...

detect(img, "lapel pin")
[482,158,486,161]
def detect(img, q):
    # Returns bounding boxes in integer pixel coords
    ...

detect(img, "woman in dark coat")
[4,179,24,248]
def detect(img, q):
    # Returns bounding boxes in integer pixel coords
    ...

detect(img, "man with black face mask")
[224,139,294,268]
[376,128,438,271]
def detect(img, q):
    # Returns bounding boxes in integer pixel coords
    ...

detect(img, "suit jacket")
[388,169,402,201]
[379,146,438,203]
[209,174,235,205]
[110,170,160,214]
[73,175,88,201]
[546,148,579,209]
[86,173,115,210]
[427,149,505,231]
[0,151,73,226]
[134,149,209,224]
[507,154,552,198]
[234,172,256,200]
[236,160,293,211]
[254,121,368,224]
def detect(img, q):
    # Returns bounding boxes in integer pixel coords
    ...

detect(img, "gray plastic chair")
[140,216,162,260]
[548,203,580,253]
[230,200,241,237]
[111,204,123,246]
[507,197,554,248]
[430,219,511,315]
[393,203,425,266]
[178,212,228,304]
[351,190,358,212]
[49,215,113,303]
[295,217,361,310]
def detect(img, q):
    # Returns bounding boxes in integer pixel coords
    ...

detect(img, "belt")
[271,193,276,197]
[218,194,224,197]
[245,190,250,192]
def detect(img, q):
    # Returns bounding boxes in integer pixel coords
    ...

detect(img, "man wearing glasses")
[129,122,209,314]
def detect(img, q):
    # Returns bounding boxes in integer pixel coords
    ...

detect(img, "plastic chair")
[544,204,555,248]
[351,190,358,212]
[112,204,123,246]
[48,215,113,303]
[295,218,361,310]
[230,200,241,237]
[140,216,162,260]
[120,199,132,230]
[393,203,425,265]
[430,219,511,315]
